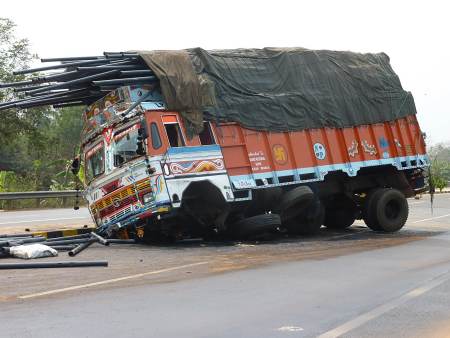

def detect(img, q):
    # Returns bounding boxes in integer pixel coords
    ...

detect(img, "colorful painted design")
[169,159,225,175]
[151,174,166,195]
[361,140,377,155]
[348,140,359,157]
[91,178,151,219]
[379,136,389,148]
[313,143,326,160]
[272,144,288,164]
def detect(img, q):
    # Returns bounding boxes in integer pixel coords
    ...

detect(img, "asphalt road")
[0,207,93,234]
[1,194,450,338]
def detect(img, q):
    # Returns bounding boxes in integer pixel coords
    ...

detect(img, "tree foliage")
[428,143,450,192]
[0,18,84,200]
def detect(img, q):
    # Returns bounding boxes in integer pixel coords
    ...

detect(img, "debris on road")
[6,244,58,259]
[0,261,108,269]
[0,230,134,263]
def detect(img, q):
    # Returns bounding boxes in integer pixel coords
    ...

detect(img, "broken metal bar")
[25,70,120,95]
[41,56,105,62]
[120,70,154,76]
[0,233,34,238]
[46,233,91,242]
[92,76,157,86]
[77,65,146,71]
[0,261,108,269]
[90,232,110,246]
[48,245,77,251]
[13,59,112,75]
[68,239,96,256]
[40,238,92,246]
[0,79,34,88]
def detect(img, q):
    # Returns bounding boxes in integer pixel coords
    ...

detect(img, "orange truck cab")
[81,84,428,240]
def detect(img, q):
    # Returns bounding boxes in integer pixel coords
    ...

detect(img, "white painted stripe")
[317,270,450,338]
[18,261,209,299]
[412,213,450,223]
[0,216,88,225]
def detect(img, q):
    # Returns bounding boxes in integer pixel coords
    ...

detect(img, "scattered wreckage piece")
[0,261,108,270]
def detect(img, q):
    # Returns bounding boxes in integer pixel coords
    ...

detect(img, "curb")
[31,227,96,239]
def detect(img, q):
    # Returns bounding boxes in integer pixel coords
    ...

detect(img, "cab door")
[146,111,233,208]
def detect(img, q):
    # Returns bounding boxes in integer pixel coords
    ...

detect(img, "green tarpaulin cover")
[139,48,416,135]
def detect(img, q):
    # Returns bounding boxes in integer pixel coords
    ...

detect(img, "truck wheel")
[229,213,281,239]
[284,200,324,235]
[362,189,385,231]
[364,188,408,232]
[324,208,356,229]
[276,186,314,222]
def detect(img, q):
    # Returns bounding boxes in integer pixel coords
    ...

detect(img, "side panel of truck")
[215,115,428,190]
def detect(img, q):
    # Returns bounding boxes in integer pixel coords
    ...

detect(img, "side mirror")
[70,157,80,175]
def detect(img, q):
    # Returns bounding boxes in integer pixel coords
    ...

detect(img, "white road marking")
[412,213,450,223]
[18,261,209,300]
[0,216,89,225]
[317,270,450,338]
[277,326,304,332]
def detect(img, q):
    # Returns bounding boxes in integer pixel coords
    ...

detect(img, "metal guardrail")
[0,190,80,201]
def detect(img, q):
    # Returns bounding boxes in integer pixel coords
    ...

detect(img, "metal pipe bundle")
[0,52,157,111]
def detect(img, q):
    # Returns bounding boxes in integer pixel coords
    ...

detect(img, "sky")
[3,0,449,144]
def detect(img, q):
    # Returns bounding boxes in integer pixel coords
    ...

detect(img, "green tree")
[0,18,84,202]
[428,144,450,192]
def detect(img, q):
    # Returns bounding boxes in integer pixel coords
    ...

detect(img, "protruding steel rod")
[90,232,109,246]
[13,59,112,75]
[41,56,105,62]
[0,261,108,269]
[68,239,96,257]
[25,70,120,95]
[92,76,157,86]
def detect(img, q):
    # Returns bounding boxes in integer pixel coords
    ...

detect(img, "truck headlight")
[143,193,154,204]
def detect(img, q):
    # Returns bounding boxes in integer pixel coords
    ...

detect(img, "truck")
[1,47,428,240]
[77,48,428,240]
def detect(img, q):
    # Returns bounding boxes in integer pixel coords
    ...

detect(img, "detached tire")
[276,186,314,222]
[229,213,281,239]
[364,188,408,232]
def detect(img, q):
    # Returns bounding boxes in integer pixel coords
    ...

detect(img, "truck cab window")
[164,123,185,147]
[85,144,104,182]
[199,121,216,145]
[151,122,162,149]
[113,125,140,167]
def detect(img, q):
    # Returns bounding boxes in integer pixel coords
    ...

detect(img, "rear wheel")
[276,186,314,222]
[284,200,325,235]
[364,188,408,232]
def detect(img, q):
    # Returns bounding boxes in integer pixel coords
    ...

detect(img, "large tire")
[284,200,325,235]
[229,213,281,239]
[276,186,314,222]
[324,208,356,229]
[362,189,385,231]
[364,188,408,232]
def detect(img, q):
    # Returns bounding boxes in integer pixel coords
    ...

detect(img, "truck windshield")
[113,124,140,167]
[85,143,104,182]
